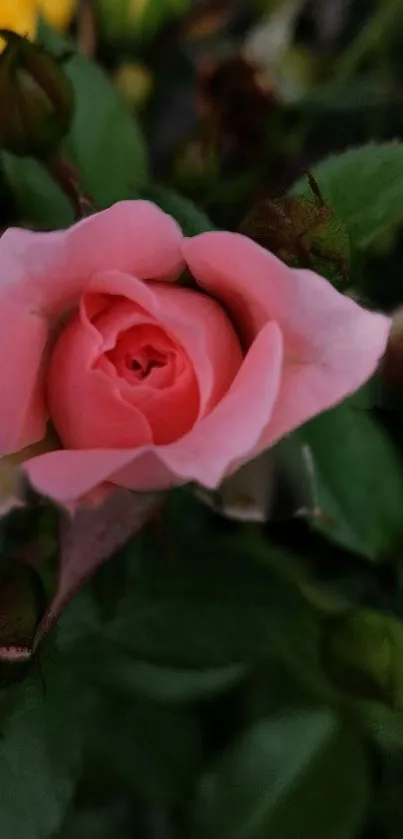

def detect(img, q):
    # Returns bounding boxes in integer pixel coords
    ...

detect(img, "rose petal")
[260,268,391,448]
[154,321,283,488]
[0,294,48,453]
[182,231,291,344]
[0,201,183,454]
[3,201,184,315]
[184,233,391,443]
[83,299,200,443]
[25,321,283,501]
[47,307,154,449]
[86,270,243,418]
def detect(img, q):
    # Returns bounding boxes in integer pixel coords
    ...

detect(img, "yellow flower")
[37,0,76,32]
[0,0,37,41]
[0,0,75,49]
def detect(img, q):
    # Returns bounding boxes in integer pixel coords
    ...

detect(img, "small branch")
[47,154,94,220]
[77,0,97,59]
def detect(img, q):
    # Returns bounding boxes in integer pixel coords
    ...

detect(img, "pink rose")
[0,200,390,507]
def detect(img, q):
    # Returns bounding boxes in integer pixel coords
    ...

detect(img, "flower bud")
[0,30,74,158]
[240,175,351,290]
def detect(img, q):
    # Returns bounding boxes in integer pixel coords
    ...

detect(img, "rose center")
[128,346,166,380]
[105,325,180,389]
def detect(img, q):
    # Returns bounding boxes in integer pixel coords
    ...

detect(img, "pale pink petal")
[153,320,283,488]
[259,268,391,448]
[86,270,243,417]
[2,200,184,317]
[25,322,283,501]
[0,202,183,454]
[0,294,48,453]
[149,283,243,416]
[184,234,391,442]
[25,448,157,503]
[182,231,291,344]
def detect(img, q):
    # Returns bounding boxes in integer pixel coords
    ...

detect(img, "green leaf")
[293,403,403,560]
[2,154,73,227]
[191,709,369,839]
[324,609,403,709]
[351,699,403,838]
[57,804,134,839]
[3,26,148,228]
[139,184,214,235]
[88,694,203,806]
[292,142,403,250]
[92,653,248,703]
[56,574,248,703]
[64,52,148,205]
[105,532,318,669]
[0,655,86,839]
[355,698,403,754]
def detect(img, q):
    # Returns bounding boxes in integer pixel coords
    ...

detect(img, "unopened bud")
[0,30,74,158]
[240,174,350,289]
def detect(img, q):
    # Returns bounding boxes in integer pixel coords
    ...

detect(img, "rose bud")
[0,30,74,158]
[240,175,351,290]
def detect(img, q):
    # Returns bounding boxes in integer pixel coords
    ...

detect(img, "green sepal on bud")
[0,30,74,159]
[239,173,351,290]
